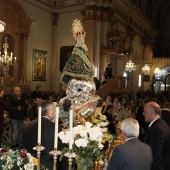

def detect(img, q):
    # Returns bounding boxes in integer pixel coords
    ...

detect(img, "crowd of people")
[1,18,169,170]
[0,86,170,169]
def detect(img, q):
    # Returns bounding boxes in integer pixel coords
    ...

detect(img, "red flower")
[0,148,8,153]
[19,150,27,158]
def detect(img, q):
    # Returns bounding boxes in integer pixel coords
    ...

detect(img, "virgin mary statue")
[60,19,101,121]
[61,19,94,86]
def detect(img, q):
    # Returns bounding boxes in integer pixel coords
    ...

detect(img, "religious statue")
[60,19,101,124]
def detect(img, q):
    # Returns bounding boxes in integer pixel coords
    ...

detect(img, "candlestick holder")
[33,145,45,170]
[49,149,61,170]
[64,150,76,170]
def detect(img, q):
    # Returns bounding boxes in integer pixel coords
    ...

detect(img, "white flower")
[72,125,84,137]
[85,122,92,128]
[58,131,70,144]
[89,127,103,141]
[100,127,108,132]
[98,143,104,149]
[75,138,89,148]
[100,122,109,127]
[79,130,88,138]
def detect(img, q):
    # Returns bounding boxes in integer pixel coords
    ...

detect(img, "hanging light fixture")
[125,59,136,72]
[154,67,160,75]
[142,64,150,75]
[0,20,6,32]
[0,37,17,75]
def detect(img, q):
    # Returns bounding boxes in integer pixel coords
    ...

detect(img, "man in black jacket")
[5,86,27,149]
[103,105,116,135]
[143,101,170,170]
[20,100,67,170]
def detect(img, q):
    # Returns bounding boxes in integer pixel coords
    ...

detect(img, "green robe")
[61,47,94,85]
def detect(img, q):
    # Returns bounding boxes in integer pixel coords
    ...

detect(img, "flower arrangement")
[92,112,115,140]
[59,121,112,170]
[0,147,47,170]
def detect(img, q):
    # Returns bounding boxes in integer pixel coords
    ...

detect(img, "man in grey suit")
[107,118,152,170]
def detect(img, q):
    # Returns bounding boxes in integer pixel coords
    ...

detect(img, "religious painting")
[32,49,47,81]
[60,46,74,72]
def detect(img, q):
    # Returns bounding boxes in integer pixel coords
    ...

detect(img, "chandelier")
[154,67,160,75]
[125,59,136,72]
[142,64,150,75]
[154,67,166,76]
[0,37,16,75]
[0,20,6,32]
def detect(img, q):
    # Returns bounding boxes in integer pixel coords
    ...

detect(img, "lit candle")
[38,106,42,145]
[54,106,59,150]
[69,109,73,150]
[14,57,16,65]
[21,77,22,86]
[1,76,3,86]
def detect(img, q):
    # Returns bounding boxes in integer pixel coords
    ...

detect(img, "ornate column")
[82,6,95,63]
[51,12,58,92]
[100,7,112,79]
[82,5,112,80]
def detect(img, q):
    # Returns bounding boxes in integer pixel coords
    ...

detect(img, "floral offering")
[59,121,112,170]
[0,147,47,170]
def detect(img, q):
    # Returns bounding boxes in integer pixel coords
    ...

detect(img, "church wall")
[17,0,53,91]
[56,11,82,93]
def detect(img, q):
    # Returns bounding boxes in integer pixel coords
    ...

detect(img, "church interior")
[1,1,170,170]
[0,0,170,96]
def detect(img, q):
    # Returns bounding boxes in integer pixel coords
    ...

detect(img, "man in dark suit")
[143,101,170,170]
[20,100,67,170]
[103,105,116,135]
[107,118,152,170]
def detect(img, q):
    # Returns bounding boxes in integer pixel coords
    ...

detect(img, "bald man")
[143,102,170,170]
[5,86,27,149]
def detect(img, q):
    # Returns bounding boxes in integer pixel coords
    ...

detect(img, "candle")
[54,106,59,150]
[38,106,42,145]
[14,57,16,65]
[1,76,3,86]
[69,109,73,150]
[21,77,22,86]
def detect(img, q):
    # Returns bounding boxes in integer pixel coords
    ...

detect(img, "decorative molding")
[0,0,34,34]
[81,5,113,22]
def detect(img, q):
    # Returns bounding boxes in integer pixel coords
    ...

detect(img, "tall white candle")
[54,106,59,150]
[38,106,42,145]
[69,109,73,150]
